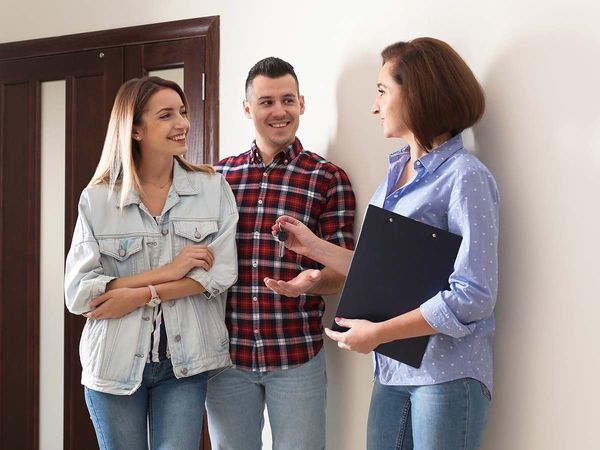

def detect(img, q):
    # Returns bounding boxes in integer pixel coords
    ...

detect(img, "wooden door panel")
[0,80,40,450]
[63,49,123,450]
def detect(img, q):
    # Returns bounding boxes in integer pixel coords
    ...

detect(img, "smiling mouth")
[168,133,187,142]
[269,121,290,129]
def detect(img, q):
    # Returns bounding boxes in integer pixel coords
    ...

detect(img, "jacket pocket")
[172,220,218,252]
[98,236,144,277]
[79,318,107,376]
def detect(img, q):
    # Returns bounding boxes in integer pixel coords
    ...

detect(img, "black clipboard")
[332,204,462,368]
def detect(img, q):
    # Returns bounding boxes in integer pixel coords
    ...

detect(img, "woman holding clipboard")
[266,38,499,450]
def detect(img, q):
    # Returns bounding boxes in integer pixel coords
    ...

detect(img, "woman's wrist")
[136,286,152,307]
[160,264,178,283]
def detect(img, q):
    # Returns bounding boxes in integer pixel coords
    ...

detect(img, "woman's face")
[133,88,190,158]
[372,61,410,139]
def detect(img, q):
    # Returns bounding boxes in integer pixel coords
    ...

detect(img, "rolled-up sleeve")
[186,175,239,299]
[420,167,499,338]
[64,191,116,315]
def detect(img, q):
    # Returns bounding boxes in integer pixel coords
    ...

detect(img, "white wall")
[2,0,599,448]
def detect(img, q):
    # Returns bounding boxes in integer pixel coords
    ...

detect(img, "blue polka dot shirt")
[370,134,499,393]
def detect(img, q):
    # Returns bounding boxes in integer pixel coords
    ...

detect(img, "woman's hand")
[324,317,383,354]
[166,244,214,280]
[84,287,148,320]
[272,215,320,258]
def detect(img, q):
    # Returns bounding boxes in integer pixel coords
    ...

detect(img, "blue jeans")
[84,359,207,450]
[367,378,491,450]
[206,350,326,450]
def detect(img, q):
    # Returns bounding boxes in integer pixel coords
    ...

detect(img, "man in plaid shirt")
[206,57,356,449]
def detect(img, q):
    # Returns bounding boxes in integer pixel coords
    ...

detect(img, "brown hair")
[381,37,485,150]
[89,76,213,209]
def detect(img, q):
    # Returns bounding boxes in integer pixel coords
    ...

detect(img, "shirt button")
[258,199,263,205]
[181,368,188,376]
[254,329,259,334]
[212,288,219,295]
[252,261,258,268]
[263,173,267,177]
[161,228,168,236]
[252,296,258,302]
[169,302,175,308]
[254,231,260,238]
[174,335,181,342]
[118,249,126,257]
[416,161,421,166]
[142,316,150,321]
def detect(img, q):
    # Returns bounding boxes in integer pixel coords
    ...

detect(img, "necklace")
[141,178,172,190]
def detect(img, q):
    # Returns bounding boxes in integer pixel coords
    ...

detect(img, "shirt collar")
[117,159,200,208]
[388,134,464,174]
[248,137,303,165]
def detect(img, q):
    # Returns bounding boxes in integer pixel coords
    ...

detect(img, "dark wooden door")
[0,46,123,450]
[0,17,219,450]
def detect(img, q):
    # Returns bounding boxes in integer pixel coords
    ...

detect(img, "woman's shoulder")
[446,148,495,180]
[184,167,225,187]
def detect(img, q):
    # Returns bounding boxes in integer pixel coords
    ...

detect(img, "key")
[277,230,288,258]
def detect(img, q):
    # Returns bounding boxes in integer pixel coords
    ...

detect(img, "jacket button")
[181,368,188,375]
[174,335,181,342]
[142,316,150,321]
[134,353,144,358]
[161,228,168,236]
[194,231,202,239]
[118,249,126,257]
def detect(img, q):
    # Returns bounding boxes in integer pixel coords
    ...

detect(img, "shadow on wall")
[475,31,600,450]
[322,53,403,450]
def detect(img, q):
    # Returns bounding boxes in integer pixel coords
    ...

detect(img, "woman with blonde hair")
[65,76,238,449]
[270,38,498,449]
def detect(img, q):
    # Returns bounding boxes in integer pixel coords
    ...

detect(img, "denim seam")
[395,399,411,450]
[148,389,154,449]
[86,389,109,450]
[462,379,471,450]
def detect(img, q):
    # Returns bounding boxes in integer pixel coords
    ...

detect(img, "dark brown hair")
[381,37,485,150]
[245,57,299,98]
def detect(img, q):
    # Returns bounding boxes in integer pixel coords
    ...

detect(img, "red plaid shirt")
[215,138,355,371]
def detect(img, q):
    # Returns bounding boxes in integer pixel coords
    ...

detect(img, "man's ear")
[299,95,305,115]
[243,99,252,119]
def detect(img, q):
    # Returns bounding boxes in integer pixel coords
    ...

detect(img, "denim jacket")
[64,161,238,395]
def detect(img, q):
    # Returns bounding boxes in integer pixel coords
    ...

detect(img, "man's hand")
[324,317,382,354]
[167,244,214,280]
[84,287,148,320]
[264,269,322,297]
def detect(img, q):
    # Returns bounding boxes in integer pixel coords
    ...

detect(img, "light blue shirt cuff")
[419,293,476,338]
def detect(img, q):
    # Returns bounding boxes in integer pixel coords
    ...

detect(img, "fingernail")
[335,317,341,322]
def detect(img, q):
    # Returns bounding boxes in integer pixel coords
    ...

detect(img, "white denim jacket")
[65,161,238,395]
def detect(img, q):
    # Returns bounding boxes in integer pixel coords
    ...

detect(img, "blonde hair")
[89,76,214,209]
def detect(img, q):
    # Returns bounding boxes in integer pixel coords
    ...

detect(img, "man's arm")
[264,266,345,298]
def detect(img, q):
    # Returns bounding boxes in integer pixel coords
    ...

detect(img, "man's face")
[244,74,305,154]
